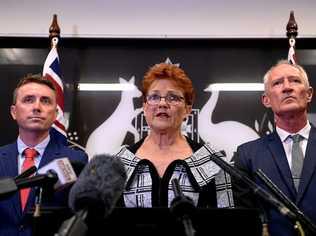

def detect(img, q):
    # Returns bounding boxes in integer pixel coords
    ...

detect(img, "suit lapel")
[38,138,61,168]
[266,132,297,199]
[0,142,23,218]
[296,127,316,203]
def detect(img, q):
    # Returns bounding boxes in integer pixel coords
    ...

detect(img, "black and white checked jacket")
[115,137,234,208]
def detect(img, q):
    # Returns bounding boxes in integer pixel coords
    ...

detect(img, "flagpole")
[286,11,298,64]
[47,15,86,152]
[286,13,306,236]
[44,15,68,141]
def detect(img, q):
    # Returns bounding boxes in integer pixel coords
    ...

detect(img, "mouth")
[282,96,296,102]
[28,117,44,121]
[156,112,170,118]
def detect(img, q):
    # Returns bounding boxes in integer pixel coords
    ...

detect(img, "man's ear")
[307,86,313,103]
[261,93,271,108]
[10,105,17,120]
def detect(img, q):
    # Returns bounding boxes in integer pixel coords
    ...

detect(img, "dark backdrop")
[1,37,316,148]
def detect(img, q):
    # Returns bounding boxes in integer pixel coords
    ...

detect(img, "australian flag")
[43,44,68,145]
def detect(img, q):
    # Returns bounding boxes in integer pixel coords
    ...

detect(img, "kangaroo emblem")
[198,85,259,161]
[85,76,142,159]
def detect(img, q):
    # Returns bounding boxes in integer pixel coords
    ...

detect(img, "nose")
[282,78,293,93]
[32,99,42,112]
[158,96,169,107]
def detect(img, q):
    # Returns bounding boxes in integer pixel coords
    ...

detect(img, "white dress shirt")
[276,122,310,169]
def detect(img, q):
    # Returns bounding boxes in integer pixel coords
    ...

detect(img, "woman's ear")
[185,105,192,119]
[143,102,148,116]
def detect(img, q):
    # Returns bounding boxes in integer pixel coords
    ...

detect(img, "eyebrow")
[148,90,183,95]
[21,94,54,100]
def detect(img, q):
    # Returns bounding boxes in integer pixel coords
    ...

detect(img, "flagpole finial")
[286,11,298,39]
[49,14,61,41]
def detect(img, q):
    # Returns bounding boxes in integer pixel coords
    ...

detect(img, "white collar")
[17,134,51,157]
[276,122,311,142]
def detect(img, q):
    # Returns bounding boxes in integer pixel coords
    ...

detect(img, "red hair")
[142,63,195,105]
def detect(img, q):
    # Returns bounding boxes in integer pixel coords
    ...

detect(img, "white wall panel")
[0,0,315,38]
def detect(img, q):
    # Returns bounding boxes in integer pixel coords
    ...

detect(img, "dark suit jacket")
[0,138,88,236]
[232,127,316,236]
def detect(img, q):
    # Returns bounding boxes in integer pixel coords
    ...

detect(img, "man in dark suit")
[232,60,316,236]
[0,74,88,236]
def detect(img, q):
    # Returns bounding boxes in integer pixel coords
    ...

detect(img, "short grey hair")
[263,60,310,93]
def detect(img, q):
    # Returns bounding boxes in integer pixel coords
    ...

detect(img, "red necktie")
[20,148,37,211]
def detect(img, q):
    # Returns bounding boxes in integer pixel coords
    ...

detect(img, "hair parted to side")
[12,74,57,104]
[142,63,195,105]
[263,60,310,93]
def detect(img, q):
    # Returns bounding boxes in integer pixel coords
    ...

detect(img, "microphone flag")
[38,157,77,190]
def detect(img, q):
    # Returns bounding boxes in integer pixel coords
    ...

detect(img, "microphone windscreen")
[68,154,126,217]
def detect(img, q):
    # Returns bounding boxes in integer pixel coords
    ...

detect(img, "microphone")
[0,171,58,200]
[203,144,298,221]
[14,165,37,181]
[15,170,59,189]
[56,154,127,236]
[255,169,316,234]
[0,158,79,200]
[170,178,196,236]
[0,166,38,200]
[34,158,85,217]
[37,158,78,190]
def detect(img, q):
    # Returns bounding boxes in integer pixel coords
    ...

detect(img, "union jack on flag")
[43,40,67,144]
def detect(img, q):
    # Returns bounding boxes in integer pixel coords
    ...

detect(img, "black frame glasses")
[146,93,185,105]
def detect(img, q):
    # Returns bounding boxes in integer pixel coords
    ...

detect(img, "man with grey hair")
[232,60,316,236]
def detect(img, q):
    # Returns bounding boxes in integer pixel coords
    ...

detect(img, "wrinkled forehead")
[269,64,301,79]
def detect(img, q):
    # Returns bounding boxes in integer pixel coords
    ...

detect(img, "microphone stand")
[33,187,43,218]
[32,186,43,236]
[55,209,88,236]
[256,169,316,235]
[170,178,196,236]
[203,146,306,232]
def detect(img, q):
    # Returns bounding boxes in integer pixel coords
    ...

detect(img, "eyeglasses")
[146,93,185,105]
